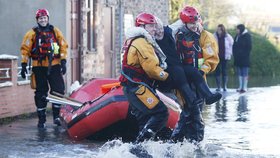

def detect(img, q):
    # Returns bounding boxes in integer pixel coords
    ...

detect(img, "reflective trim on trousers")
[37,108,46,111]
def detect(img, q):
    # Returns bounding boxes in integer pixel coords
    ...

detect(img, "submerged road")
[1,87,280,158]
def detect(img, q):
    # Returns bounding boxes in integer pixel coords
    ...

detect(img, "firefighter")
[20,9,68,128]
[119,12,171,143]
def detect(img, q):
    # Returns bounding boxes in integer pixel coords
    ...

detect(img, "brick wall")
[0,60,12,81]
[0,56,35,119]
[81,0,169,81]
[0,84,35,119]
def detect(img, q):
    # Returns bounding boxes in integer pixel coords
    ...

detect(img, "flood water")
[1,76,280,158]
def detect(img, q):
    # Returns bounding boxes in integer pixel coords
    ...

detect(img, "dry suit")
[156,26,220,142]
[174,27,220,142]
[20,24,68,128]
[119,33,170,143]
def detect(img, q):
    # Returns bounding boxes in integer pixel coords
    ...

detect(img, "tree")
[170,0,237,29]
[169,0,185,23]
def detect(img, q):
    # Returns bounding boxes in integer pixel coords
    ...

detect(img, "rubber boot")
[187,105,205,143]
[52,104,61,126]
[222,76,228,91]
[170,110,191,142]
[35,95,47,128]
[170,99,204,143]
[196,83,222,105]
[215,76,221,91]
[37,109,46,129]
[237,76,243,92]
[135,128,156,143]
[241,76,248,93]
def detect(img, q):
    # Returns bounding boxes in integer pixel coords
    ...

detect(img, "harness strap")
[32,25,60,61]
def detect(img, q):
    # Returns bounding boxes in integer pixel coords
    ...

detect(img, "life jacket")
[176,30,203,69]
[119,36,153,86]
[31,25,60,61]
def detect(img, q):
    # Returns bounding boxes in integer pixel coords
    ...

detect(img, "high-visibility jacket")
[176,29,219,75]
[197,30,219,74]
[119,37,169,86]
[20,25,68,67]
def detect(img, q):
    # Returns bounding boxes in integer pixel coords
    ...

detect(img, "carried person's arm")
[168,19,184,39]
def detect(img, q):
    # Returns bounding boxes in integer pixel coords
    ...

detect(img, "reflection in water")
[36,126,68,143]
[236,95,249,122]
[214,99,228,122]
[36,128,48,142]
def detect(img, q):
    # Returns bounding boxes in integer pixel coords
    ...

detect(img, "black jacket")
[233,31,252,67]
[156,26,182,66]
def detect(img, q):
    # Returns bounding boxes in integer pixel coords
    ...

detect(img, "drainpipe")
[118,0,124,75]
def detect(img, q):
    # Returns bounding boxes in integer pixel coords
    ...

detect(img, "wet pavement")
[1,86,280,158]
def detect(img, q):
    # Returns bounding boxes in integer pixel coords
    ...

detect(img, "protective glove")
[21,63,28,79]
[60,59,67,75]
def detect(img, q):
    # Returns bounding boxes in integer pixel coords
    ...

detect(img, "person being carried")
[155,17,222,106]
[154,16,221,143]
[119,12,171,143]
[20,9,68,129]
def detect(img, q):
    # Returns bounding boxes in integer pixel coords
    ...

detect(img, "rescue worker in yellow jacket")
[154,14,221,143]
[169,6,220,142]
[119,12,171,143]
[20,9,68,128]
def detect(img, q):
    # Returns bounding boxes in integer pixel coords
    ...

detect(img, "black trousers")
[182,65,205,87]
[158,66,188,91]
[158,65,205,142]
[123,85,168,135]
[158,65,204,91]
[215,59,228,77]
[32,64,65,110]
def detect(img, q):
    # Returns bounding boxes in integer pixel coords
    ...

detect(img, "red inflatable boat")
[60,78,180,141]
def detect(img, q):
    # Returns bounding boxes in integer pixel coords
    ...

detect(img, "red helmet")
[180,6,200,23]
[135,12,157,27]
[36,9,49,19]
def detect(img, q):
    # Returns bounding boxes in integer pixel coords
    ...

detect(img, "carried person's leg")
[33,67,49,128]
[183,65,222,105]
[48,65,65,126]
[165,66,202,106]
